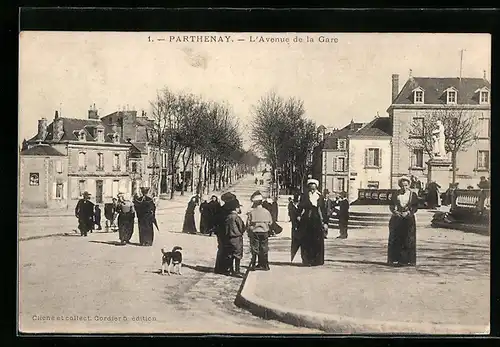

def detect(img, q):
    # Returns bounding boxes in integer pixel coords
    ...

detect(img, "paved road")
[18,175,320,334]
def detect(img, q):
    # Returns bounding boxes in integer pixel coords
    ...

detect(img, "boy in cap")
[224,198,245,277]
[246,190,273,271]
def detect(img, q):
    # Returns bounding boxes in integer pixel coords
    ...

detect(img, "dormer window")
[337,139,346,150]
[96,127,105,142]
[476,87,490,104]
[78,130,86,141]
[113,133,120,143]
[444,87,458,104]
[412,87,425,104]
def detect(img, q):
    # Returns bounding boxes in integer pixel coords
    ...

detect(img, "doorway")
[96,180,103,203]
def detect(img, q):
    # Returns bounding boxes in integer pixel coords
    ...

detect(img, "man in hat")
[246,190,273,271]
[75,191,95,237]
[224,198,245,277]
[336,191,350,239]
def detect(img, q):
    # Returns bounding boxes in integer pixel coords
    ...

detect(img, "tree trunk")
[451,151,457,184]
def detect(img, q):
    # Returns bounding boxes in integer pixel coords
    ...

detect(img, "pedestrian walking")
[213,192,237,275]
[133,187,157,246]
[287,197,294,222]
[271,197,279,222]
[387,176,419,267]
[94,204,102,231]
[207,195,220,236]
[75,191,95,237]
[199,198,209,234]
[336,192,350,239]
[182,196,198,234]
[426,181,441,209]
[117,191,135,244]
[293,178,329,266]
[246,191,273,271]
[224,198,245,278]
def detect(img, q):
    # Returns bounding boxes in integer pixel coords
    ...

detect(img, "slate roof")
[20,144,65,156]
[322,122,364,149]
[352,117,392,137]
[130,141,148,154]
[27,117,128,144]
[393,77,491,105]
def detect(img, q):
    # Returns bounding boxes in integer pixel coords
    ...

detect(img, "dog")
[161,246,183,275]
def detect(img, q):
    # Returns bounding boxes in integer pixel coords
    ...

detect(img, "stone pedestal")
[427,158,452,189]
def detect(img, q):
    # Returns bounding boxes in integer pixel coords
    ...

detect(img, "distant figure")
[134,187,157,246]
[116,191,135,244]
[478,176,490,190]
[426,181,441,209]
[75,191,94,237]
[255,177,258,185]
[207,195,220,236]
[199,198,210,234]
[182,196,199,234]
[336,192,350,239]
[388,176,419,267]
[271,197,279,223]
[94,204,102,231]
[443,183,458,206]
[287,197,294,222]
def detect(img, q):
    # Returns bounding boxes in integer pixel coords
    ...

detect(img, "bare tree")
[406,108,480,184]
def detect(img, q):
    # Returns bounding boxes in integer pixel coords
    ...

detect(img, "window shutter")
[87,179,95,197]
[71,178,79,199]
[63,182,67,200]
[477,151,480,169]
[119,179,127,193]
[121,153,126,172]
[105,179,112,198]
[364,149,368,167]
[379,149,382,168]
[52,182,57,199]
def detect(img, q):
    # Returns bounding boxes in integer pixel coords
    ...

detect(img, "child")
[224,199,245,277]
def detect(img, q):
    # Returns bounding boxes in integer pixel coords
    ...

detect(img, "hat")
[307,178,319,186]
[398,176,411,186]
[82,191,91,197]
[225,199,242,211]
[140,186,150,194]
[221,192,237,203]
[250,190,263,202]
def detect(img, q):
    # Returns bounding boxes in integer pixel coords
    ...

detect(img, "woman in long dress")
[182,196,198,234]
[388,176,419,266]
[117,192,135,244]
[296,178,329,266]
[199,198,209,234]
[133,187,156,246]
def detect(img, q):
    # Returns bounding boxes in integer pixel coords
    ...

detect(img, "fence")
[355,189,398,205]
[452,189,490,218]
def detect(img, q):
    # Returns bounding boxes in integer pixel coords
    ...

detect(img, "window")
[337,139,346,150]
[78,130,86,141]
[97,128,104,142]
[480,91,489,104]
[29,173,39,186]
[414,90,423,103]
[113,133,120,143]
[411,117,425,138]
[131,162,137,173]
[411,149,424,168]
[78,152,86,170]
[78,180,86,196]
[365,148,381,168]
[447,91,457,104]
[336,178,345,193]
[97,153,104,171]
[477,151,489,170]
[478,118,490,139]
[367,181,379,189]
[336,157,346,172]
[113,153,120,171]
[55,160,63,173]
[56,183,64,198]
[112,180,120,196]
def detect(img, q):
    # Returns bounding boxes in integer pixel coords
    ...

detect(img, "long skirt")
[78,217,94,236]
[118,213,135,242]
[200,214,210,234]
[214,233,231,274]
[138,215,154,246]
[182,212,197,234]
[387,215,417,265]
[300,220,325,266]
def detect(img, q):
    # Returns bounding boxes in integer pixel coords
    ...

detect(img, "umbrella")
[153,216,160,232]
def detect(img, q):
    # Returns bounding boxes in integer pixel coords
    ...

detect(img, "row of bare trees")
[250,91,320,195]
[147,88,255,199]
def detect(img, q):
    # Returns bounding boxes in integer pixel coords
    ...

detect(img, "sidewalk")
[235,227,490,334]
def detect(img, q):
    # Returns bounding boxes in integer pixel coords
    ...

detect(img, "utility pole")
[459,49,464,81]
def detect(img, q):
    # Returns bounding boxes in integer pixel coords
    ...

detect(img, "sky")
[19,32,491,149]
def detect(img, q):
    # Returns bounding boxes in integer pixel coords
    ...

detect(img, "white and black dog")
[161,246,183,275]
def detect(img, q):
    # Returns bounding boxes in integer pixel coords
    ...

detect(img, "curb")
[234,270,489,334]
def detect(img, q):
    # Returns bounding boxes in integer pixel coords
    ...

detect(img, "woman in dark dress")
[388,176,419,266]
[182,196,198,234]
[134,187,156,246]
[207,195,220,235]
[214,192,237,275]
[199,198,209,234]
[295,179,329,266]
[116,191,135,244]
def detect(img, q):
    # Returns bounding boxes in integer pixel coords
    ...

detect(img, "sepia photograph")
[18,31,490,334]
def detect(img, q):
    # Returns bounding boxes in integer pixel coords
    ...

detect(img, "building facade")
[24,107,132,208]
[388,74,491,189]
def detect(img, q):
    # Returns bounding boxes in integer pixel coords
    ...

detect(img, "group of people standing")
[74,187,157,246]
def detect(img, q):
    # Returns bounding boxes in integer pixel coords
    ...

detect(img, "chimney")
[37,118,48,140]
[54,110,59,120]
[391,74,399,102]
[88,104,99,119]
[53,110,64,141]
[483,70,487,80]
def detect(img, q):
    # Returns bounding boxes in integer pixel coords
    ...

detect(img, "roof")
[352,117,392,137]
[27,117,129,144]
[393,77,491,105]
[20,144,65,156]
[322,122,364,149]
[130,141,148,153]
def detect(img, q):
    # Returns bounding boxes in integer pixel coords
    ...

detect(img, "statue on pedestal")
[431,120,447,159]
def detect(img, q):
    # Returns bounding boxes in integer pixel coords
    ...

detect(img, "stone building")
[24,107,132,208]
[388,73,491,189]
